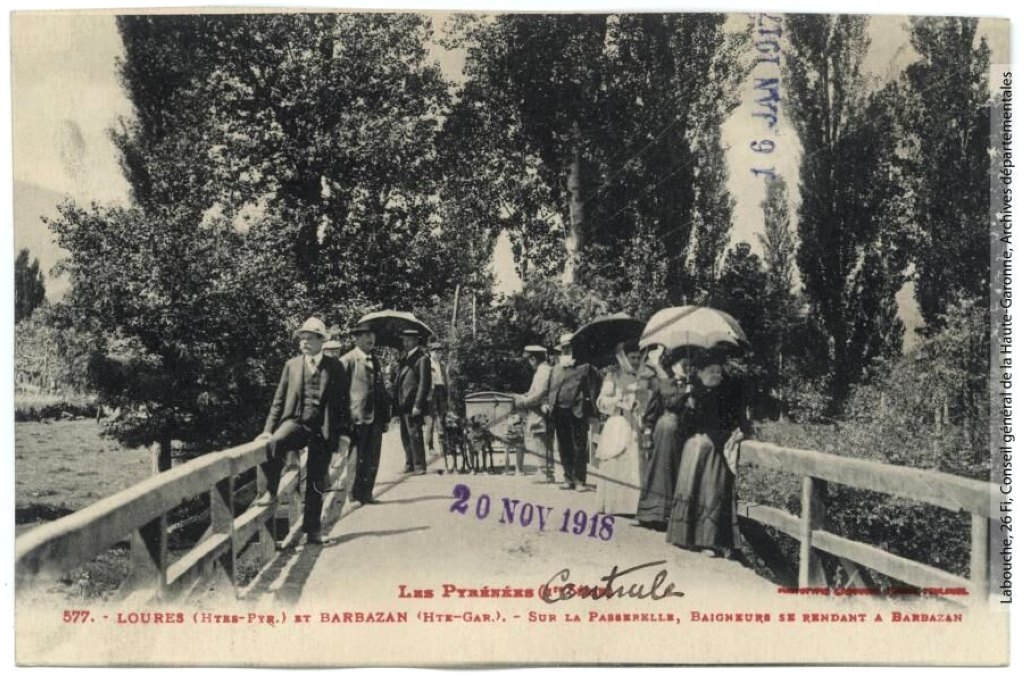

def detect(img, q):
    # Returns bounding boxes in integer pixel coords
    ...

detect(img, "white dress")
[595,368,648,515]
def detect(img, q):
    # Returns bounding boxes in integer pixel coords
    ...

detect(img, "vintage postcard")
[9,4,1014,667]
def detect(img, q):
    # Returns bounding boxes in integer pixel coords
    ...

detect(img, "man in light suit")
[339,322,391,506]
[393,329,432,475]
[513,345,553,479]
[543,333,599,492]
[425,340,450,458]
[256,317,350,544]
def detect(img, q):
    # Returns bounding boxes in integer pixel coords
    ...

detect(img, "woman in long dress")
[667,351,752,557]
[594,342,651,515]
[636,353,689,530]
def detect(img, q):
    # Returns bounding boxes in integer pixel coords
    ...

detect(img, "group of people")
[255,316,449,544]
[511,333,752,558]
[256,315,751,557]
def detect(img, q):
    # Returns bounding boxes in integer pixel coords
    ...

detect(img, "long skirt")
[596,431,642,515]
[666,433,735,550]
[636,412,683,526]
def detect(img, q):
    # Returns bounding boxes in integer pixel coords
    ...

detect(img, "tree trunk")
[153,438,172,473]
[562,120,585,286]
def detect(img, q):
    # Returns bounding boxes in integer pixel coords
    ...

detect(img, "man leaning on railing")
[254,316,352,545]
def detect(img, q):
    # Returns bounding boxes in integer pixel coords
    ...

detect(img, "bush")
[743,386,984,589]
[14,393,98,422]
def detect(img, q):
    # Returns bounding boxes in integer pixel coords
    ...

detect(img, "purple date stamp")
[449,484,616,541]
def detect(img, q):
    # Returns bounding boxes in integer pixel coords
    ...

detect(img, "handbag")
[595,415,632,461]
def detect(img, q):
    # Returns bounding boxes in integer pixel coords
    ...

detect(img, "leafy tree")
[453,13,748,297]
[784,15,908,412]
[591,14,749,302]
[47,202,298,468]
[707,243,771,409]
[49,13,459,467]
[686,132,738,296]
[14,248,46,323]
[755,179,802,411]
[455,14,610,285]
[115,13,454,317]
[758,178,795,303]
[434,43,561,282]
[903,17,992,329]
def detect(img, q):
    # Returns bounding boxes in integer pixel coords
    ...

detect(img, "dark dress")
[636,377,688,526]
[666,378,752,551]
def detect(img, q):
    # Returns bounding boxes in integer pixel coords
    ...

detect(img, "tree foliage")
[784,15,909,411]
[49,13,466,460]
[903,17,992,330]
[30,12,998,476]
[48,202,295,453]
[452,13,749,300]
[114,13,456,317]
[14,248,46,323]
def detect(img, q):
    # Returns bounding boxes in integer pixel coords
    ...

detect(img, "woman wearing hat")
[666,350,753,557]
[594,340,652,515]
[636,351,689,530]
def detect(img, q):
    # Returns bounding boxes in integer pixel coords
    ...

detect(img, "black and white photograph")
[7,2,1015,666]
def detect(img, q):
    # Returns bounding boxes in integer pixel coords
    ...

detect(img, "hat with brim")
[428,341,444,350]
[349,322,375,335]
[693,347,728,369]
[296,316,329,339]
[323,339,343,350]
[523,345,547,356]
[556,332,574,351]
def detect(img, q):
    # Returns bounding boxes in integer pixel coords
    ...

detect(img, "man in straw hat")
[393,328,432,475]
[513,345,553,479]
[256,316,351,544]
[543,333,600,491]
[339,321,391,506]
[425,340,450,459]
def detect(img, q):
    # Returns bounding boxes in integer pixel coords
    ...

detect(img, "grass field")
[14,419,156,600]
[15,419,152,533]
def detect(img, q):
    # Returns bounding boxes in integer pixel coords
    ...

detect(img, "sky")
[9,10,1011,319]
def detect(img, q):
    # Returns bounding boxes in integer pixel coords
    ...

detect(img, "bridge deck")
[245,429,778,607]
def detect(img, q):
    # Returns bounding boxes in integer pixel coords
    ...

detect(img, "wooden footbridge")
[15,428,1000,607]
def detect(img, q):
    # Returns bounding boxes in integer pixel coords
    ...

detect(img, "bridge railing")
[14,440,330,602]
[737,440,997,603]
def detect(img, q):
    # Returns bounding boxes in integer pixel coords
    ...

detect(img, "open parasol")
[356,310,433,349]
[569,312,644,368]
[639,306,748,354]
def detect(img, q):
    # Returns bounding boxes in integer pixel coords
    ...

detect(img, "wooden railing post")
[798,476,827,587]
[254,451,278,563]
[211,475,237,595]
[286,450,304,536]
[970,514,990,603]
[127,515,168,598]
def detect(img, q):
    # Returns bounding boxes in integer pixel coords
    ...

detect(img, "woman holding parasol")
[636,307,751,535]
[572,314,652,516]
[666,347,753,557]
